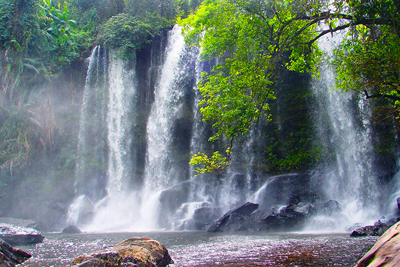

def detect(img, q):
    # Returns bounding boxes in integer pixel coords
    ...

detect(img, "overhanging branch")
[363,89,400,101]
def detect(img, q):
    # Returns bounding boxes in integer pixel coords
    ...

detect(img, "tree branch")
[363,90,400,101]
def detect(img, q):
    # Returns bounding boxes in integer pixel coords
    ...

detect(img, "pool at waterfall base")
[19,231,377,266]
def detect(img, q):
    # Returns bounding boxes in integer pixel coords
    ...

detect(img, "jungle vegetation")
[181,0,400,174]
[0,0,399,185]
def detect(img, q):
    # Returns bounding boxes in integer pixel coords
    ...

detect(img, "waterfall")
[68,46,108,225]
[140,25,201,229]
[75,45,99,192]
[310,33,379,230]
[106,50,136,194]
[143,26,186,192]
[68,22,391,233]
[83,50,139,232]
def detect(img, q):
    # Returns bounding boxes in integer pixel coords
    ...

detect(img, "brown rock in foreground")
[71,237,173,267]
[354,221,400,267]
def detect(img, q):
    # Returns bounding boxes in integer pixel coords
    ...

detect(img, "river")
[19,231,377,266]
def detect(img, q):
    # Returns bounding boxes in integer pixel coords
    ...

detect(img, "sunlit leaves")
[189,149,232,175]
[180,0,320,144]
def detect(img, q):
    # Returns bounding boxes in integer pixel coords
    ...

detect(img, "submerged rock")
[207,202,259,232]
[350,221,390,237]
[0,238,32,266]
[62,225,82,234]
[0,224,45,245]
[355,221,400,267]
[71,237,173,267]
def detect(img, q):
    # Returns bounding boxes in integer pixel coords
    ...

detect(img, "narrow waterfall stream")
[68,46,108,226]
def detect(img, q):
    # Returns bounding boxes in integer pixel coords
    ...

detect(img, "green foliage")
[0,107,36,176]
[38,0,90,71]
[190,149,231,175]
[70,0,124,34]
[0,0,89,105]
[334,26,400,119]
[180,0,322,172]
[180,0,323,142]
[124,0,176,21]
[98,13,156,58]
[181,0,400,174]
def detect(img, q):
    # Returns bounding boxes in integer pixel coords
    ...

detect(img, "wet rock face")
[0,238,32,267]
[254,173,317,210]
[71,237,173,267]
[0,224,45,246]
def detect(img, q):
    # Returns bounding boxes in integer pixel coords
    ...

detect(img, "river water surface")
[19,232,377,267]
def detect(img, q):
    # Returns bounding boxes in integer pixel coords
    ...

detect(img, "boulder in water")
[62,225,82,234]
[207,202,259,232]
[0,224,45,245]
[0,238,31,266]
[71,237,173,267]
[355,221,400,267]
[350,220,390,237]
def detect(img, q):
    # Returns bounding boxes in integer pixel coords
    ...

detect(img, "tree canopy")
[180,0,400,173]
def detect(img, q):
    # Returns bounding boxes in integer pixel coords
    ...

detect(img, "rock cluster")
[207,201,317,232]
[161,172,319,231]
[71,237,173,267]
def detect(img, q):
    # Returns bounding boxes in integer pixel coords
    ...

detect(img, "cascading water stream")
[68,46,107,226]
[106,50,136,194]
[143,26,186,191]
[309,33,379,230]
[74,45,100,194]
[83,50,138,232]
[138,26,186,229]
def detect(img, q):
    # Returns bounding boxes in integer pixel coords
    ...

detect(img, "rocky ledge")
[0,238,32,266]
[207,201,316,232]
[71,237,173,267]
[0,224,45,246]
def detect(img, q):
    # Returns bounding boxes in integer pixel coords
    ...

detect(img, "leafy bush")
[98,12,171,58]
